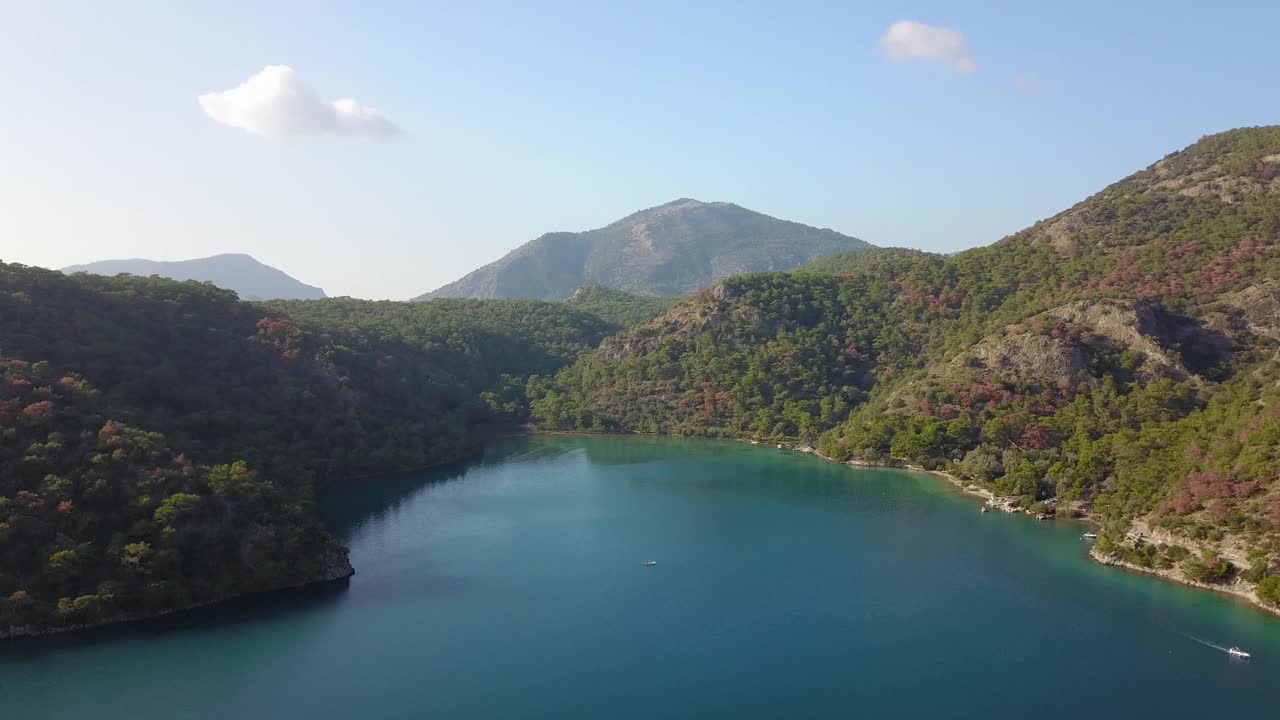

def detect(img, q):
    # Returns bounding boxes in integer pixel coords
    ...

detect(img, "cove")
[2,435,1279,718]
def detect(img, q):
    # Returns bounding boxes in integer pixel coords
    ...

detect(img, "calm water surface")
[3,435,1279,718]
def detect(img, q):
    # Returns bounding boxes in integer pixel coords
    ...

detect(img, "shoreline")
[534,430,1280,619]
[14,429,1273,642]
[1090,546,1280,618]
[0,550,354,642]
[730,435,1280,621]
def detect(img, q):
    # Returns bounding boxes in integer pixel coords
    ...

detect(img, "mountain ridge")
[63,253,326,301]
[415,199,870,301]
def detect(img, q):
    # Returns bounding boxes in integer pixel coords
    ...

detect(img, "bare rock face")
[947,333,1093,388]
[957,300,1195,384]
[1221,280,1280,341]
[1042,300,1194,380]
[886,299,1218,413]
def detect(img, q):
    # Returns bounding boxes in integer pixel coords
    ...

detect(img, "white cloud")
[198,65,398,140]
[879,21,976,74]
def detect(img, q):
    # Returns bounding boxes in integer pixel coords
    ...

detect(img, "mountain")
[528,126,1280,610]
[63,253,325,301]
[414,199,870,301]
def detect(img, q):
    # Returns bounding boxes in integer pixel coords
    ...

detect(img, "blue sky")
[2,1,1277,299]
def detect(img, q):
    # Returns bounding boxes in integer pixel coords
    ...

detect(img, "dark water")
[3,435,1279,718]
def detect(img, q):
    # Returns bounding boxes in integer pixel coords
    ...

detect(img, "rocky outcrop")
[1221,280,1280,341]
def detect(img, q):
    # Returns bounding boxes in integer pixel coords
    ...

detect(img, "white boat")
[643,560,657,567]
[1228,646,1250,659]
[1082,533,1098,539]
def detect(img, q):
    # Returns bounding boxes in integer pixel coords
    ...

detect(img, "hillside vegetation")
[0,268,609,635]
[529,127,1280,606]
[564,284,681,328]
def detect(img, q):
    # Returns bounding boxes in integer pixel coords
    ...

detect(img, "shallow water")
[3,435,1278,718]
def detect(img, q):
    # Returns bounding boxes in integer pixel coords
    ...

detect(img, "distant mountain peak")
[416,201,870,301]
[62,254,325,301]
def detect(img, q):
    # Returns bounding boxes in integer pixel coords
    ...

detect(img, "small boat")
[980,506,989,513]
[1082,533,1098,539]
[643,560,657,567]
[1228,646,1251,659]
[1036,512,1053,521]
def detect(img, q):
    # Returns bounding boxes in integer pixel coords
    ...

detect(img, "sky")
[2,1,1278,300]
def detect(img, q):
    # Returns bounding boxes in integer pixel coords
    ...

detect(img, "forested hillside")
[529,126,1280,606]
[564,284,681,328]
[0,266,609,635]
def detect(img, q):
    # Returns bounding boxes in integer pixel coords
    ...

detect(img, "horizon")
[3,2,1279,299]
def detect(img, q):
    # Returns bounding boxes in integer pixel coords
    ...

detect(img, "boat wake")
[1178,632,1231,654]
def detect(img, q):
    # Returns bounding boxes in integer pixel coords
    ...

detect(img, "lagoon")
[2,435,1278,718]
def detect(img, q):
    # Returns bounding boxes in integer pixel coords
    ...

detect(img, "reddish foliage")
[1043,320,1089,347]
[702,382,716,420]
[968,382,1012,407]
[1248,159,1279,181]
[5,377,32,391]
[99,420,125,447]
[21,400,54,421]
[1020,423,1052,450]
[15,490,41,508]
[843,343,867,360]
[1159,471,1263,516]
[256,317,305,361]
[896,278,963,319]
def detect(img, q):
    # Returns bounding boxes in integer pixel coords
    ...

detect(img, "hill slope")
[63,254,325,301]
[415,199,869,301]
[529,126,1280,608]
[564,284,681,328]
[0,264,611,637]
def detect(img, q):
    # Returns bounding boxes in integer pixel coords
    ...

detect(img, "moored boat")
[1082,532,1098,539]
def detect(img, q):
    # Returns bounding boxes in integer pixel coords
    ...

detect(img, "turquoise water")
[3,435,1279,718]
